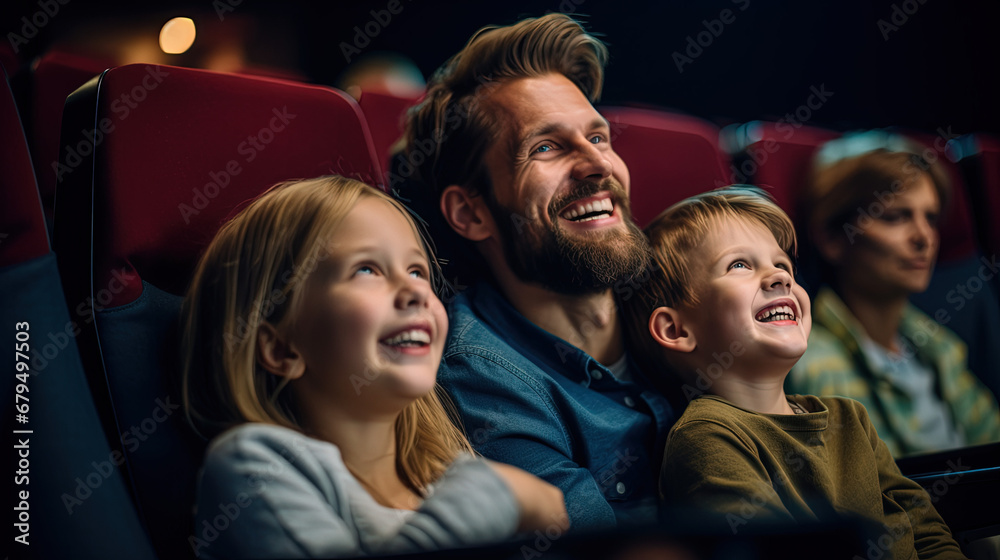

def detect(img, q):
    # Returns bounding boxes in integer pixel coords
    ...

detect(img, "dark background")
[2,0,998,136]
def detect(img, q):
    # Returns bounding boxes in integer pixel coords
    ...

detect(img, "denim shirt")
[437,282,675,531]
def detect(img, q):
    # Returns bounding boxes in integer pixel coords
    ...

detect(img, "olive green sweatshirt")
[661,394,967,559]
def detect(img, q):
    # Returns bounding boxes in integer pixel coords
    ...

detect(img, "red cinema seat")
[30,50,114,223]
[599,106,729,228]
[357,88,423,182]
[53,63,383,559]
[1,64,46,268]
[962,133,1000,262]
[2,63,157,560]
[732,121,841,224]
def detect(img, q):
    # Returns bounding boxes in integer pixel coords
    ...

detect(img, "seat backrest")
[599,106,729,228]
[357,88,423,181]
[957,133,1000,263]
[2,63,156,560]
[1,63,46,268]
[53,63,383,559]
[736,120,841,224]
[30,50,114,222]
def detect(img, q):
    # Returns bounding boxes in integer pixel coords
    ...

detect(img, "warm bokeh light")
[159,17,196,54]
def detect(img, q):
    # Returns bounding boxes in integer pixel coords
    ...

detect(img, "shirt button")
[616,482,626,494]
[624,396,635,408]
[591,369,603,381]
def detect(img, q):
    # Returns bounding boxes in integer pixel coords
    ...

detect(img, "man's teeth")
[756,305,795,323]
[561,198,614,221]
[381,329,431,346]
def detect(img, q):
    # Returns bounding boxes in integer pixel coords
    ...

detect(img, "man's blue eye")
[535,144,553,153]
[590,136,603,144]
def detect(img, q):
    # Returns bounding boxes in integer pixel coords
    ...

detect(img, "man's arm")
[439,351,618,531]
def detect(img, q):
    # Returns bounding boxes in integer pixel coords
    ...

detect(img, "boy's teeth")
[382,329,430,346]
[561,198,614,221]
[755,305,795,322]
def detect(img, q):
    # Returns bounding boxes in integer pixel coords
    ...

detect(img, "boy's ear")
[649,306,696,353]
[256,322,305,380]
[440,185,495,242]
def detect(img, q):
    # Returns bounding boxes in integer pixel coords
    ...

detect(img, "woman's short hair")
[804,147,951,244]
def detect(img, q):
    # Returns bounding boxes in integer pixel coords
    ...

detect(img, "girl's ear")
[649,306,697,353]
[256,322,305,379]
[440,185,495,242]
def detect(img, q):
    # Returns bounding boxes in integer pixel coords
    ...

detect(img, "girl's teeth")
[382,329,430,345]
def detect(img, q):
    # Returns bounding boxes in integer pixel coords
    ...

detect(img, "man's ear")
[649,306,696,353]
[256,322,305,380]
[814,227,847,265]
[440,185,495,242]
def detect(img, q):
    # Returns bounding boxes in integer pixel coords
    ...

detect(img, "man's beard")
[486,178,651,295]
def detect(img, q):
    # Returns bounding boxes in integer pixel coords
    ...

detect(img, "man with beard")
[397,14,675,531]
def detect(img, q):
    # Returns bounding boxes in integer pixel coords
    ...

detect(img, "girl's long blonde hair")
[180,175,472,491]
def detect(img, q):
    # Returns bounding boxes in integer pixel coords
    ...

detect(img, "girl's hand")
[487,461,570,535]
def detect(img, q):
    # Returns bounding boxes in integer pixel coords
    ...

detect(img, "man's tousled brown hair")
[403,13,608,197]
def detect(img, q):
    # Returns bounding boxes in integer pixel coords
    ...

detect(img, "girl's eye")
[354,266,376,276]
[409,269,424,279]
[729,260,749,270]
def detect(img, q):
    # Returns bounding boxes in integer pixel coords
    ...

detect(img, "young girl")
[180,175,568,558]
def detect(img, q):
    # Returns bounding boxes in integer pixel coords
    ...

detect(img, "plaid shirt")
[787,287,1000,457]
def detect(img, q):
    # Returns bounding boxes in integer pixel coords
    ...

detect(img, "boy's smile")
[683,216,811,370]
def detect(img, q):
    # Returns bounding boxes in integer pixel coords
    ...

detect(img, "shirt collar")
[467,281,626,385]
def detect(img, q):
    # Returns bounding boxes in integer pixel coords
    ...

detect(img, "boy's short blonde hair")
[622,186,797,367]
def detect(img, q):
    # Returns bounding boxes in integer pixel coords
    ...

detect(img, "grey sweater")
[191,423,520,558]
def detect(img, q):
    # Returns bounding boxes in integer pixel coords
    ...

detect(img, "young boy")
[622,186,967,558]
